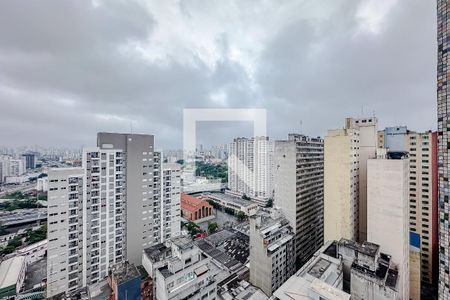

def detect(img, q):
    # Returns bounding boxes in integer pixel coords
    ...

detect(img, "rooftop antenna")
[300,120,303,135]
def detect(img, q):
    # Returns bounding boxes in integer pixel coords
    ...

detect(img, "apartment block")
[249,209,295,296]
[273,241,350,300]
[161,163,181,241]
[228,136,274,205]
[437,0,450,296]
[338,239,399,300]
[324,117,377,243]
[367,150,409,299]
[47,168,85,297]
[46,133,179,297]
[407,131,438,286]
[142,236,218,300]
[378,128,438,286]
[274,134,324,267]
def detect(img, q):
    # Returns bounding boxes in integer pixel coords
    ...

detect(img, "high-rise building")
[378,128,439,287]
[22,153,36,170]
[324,117,377,242]
[47,133,179,297]
[438,2,450,296]
[46,168,85,297]
[249,208,296,296]
[161,163,181,241]
[228,136,274,205]
[274,134,324,266]
[367,149,409,299]
[407,131,439,287]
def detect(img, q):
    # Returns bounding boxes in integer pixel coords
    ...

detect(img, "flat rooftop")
[0,256,25,289]
[204,192,255,208]
[338,238,379,257]
[143,243,170,263]
[111,262,140,285]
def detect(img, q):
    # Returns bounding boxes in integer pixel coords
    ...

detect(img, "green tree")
[208,222,218,234]
[237,211,247,221]
[265,198,273,208]
[186,222,201,236]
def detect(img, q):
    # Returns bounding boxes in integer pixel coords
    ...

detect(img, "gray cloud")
[0,0,437,149]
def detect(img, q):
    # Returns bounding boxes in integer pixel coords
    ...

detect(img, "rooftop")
[338,238,379,257]
[172,235,194,251]
[0,256,25,289]
[143,243,171,263]
[110,262,141,285]
[204,192,256,208]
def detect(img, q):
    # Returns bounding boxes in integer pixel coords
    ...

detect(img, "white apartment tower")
[228,137,274,205]
[367,149,410,300]
[47,133,180,298]
[161,163,181,241]
[274,134,324,267]
[324,117,377,242]
[47,168,85,297]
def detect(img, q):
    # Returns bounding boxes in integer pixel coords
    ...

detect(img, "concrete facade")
[47,168,85,297]
[274,134,324,267]
[143,236,218,300]
[437,1,450,296]
[324,117,377,243]
[367,150,409,300]
[228,137,274,205]
[272,241,350,300]
[249,209,295,296]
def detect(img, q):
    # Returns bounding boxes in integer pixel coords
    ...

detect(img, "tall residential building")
[274,134,324,267]
[324,117,378,241]
[324,122,360,242]
[407,131,439,286]
[367,150,409,299]
[96,133,161,265]
[324,117,377,242]
[228,136,274,205]
[249,209,296,296]
[47,168,85,297]
[161,163,181,241]
[22,153,36,169]
[378,128,439,286]
[47,133,179,297]
[438,2,450,296]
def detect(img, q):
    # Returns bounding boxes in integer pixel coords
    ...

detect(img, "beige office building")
[367,150,409,300]
[324,117,377,242]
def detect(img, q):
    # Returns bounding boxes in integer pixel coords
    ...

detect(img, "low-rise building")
[142,235,218,300]
[108,262,142,300]
[16,239,47,265]
[204,192,258,216]
[249,209,295,296]
[181,193,214,222]
[0,256,26,298]
[36,177,48,192]
[273,241,350,300]
[337,238,399,300]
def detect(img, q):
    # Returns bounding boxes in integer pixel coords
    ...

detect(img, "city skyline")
[0,0,437,149]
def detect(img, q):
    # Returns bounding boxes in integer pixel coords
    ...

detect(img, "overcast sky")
[0,0,437,149]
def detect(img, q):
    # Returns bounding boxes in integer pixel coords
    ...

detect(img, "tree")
[208,222,218,234]
[237,211,247,221]
[186,222,201,236]
[242,194,250,200]
[266,198,273,208]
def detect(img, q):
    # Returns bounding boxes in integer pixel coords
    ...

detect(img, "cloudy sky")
[0,0,436,149]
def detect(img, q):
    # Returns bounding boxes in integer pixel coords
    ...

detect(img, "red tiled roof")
[181,193,212,213]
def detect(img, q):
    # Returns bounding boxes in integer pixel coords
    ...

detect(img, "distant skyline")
[0,0,437,148]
